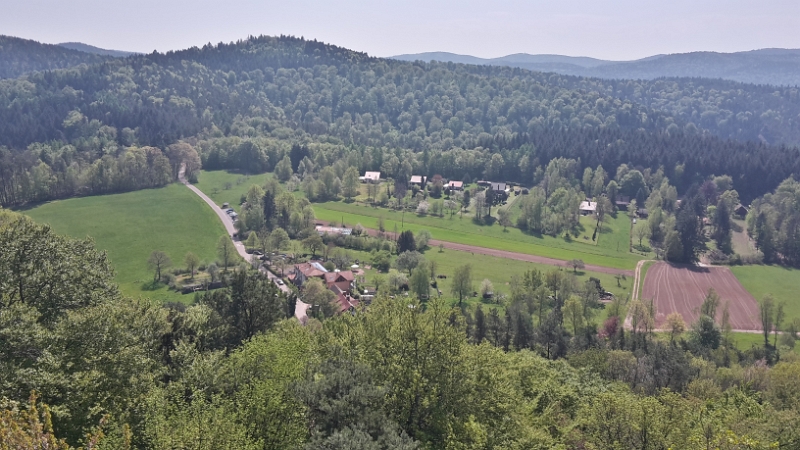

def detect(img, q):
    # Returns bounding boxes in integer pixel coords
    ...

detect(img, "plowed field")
[642,262,761,331]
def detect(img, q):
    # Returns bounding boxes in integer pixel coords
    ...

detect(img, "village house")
[360,171,381,183]
[447,180,464,190]
[289,262,359,314]
[489,182,509,202]
[409,175,427,187]
[579,201,597,216]
[615,195,631,210]
[289,261,328,287]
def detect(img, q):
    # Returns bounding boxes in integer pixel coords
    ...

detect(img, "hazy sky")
[3,0,800,60]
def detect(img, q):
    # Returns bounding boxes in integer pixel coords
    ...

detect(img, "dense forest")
[0,35,111,79]
[1,35,800,209]
[3,208,800,449]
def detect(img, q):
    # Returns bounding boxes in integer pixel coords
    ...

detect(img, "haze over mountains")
[57,41,137,58]
[392,49,800,86]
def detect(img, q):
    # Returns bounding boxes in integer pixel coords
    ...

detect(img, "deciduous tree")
[148,250,171,283]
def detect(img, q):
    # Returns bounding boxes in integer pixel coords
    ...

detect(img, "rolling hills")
[392,48,800,86]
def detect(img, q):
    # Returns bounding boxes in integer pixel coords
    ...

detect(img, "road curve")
[178,167,306,320]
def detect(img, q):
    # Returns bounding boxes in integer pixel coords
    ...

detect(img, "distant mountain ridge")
[0,35,110,79]
[391,49,800,86]
[58,42,137,58]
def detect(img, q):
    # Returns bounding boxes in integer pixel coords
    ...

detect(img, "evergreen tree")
[712,199,733,254]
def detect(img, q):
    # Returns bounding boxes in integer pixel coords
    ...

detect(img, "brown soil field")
[642,262,761,331]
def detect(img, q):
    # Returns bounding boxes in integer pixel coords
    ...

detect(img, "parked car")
[276,279,284,285]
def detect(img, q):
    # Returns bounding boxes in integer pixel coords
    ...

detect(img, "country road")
[178,166,308,321]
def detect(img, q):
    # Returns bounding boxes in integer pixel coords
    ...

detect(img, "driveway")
[179,165,308,321]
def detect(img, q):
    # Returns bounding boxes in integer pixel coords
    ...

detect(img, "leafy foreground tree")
[0,214,118,323]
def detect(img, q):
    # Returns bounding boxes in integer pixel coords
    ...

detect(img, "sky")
[3,0,800,60]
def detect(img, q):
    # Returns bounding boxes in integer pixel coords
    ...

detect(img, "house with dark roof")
[324,270,355,293]
[615,195,631,210]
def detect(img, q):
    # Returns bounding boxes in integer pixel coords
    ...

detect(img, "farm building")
[579,201,597,215]
[360,171,381,183]
[734,203,749,217]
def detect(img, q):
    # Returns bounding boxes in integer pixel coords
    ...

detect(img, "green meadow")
[192,170,274,212]
[190,170,643,270]
[731,265,800,321]
[24,184,230,303]
[312,201,641,270]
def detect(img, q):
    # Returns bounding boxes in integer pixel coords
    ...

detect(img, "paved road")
[178,166,308,321]
[333,221,635,277]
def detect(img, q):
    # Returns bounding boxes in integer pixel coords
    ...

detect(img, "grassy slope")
[24,184,229,303]
[192,170,274,212]
[730,265,800,321]
[313,201,641,270]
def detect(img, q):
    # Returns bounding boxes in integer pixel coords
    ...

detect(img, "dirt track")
[642,262,761,331]
[348,223,634,276]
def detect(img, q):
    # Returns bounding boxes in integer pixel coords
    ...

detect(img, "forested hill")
[57,42,137,58]
[1,35,800,206]
[0,35,111,79]
[393,49,800,87]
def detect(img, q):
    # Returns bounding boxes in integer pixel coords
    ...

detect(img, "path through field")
[641,262,761,331]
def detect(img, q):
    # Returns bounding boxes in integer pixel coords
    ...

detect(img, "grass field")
[24,184,230,303]
[190,170,643,270]
[731,220,756,257]
[312,201,641,270]
[731,265,800,321]
[192,170,274,212]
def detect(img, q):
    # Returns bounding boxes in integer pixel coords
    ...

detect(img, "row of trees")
[747,177,800,267]
[0,141,201,206]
